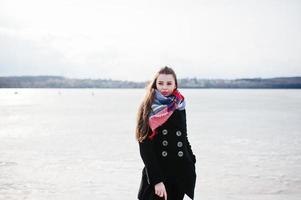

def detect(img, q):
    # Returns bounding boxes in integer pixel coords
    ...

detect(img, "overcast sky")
[0,0,300,81]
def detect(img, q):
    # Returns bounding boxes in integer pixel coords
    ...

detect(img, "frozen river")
[0,88,301,200]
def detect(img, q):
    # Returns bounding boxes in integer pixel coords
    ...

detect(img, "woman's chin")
[163,93,172,97]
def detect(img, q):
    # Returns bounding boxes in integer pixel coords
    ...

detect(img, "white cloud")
[0,0,300,81]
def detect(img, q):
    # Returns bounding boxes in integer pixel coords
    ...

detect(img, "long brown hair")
[135,66,178,142]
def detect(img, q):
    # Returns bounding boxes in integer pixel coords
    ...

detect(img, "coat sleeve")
[139,137,164,186]
[183,109,196,164]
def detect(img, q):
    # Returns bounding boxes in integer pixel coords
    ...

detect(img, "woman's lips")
[161,91,169,95]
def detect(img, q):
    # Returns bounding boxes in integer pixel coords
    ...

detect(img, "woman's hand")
[154,182,167,200]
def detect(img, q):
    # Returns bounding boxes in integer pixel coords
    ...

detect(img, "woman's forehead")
[157,74,175,82]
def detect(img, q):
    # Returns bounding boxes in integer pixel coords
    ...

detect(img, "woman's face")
[156,74,176,97]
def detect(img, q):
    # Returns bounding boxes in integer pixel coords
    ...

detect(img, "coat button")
[162,151,168,157]
[177,141,183,147]
[176,130,182,136]
[162,140,168,146]
[178,151,184,157]
[162,129,168,135]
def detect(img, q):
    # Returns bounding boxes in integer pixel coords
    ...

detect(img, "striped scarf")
[148,89,186,140]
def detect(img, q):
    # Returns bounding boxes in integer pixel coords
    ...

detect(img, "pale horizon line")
[1,74,301,82]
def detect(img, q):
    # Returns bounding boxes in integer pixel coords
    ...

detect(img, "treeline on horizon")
[0,75,301,88]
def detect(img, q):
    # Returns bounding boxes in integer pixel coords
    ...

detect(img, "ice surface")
[0,88,300,200]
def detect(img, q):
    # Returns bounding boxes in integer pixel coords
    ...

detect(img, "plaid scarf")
[148,89,186,140]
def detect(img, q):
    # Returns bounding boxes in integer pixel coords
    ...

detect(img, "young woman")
[136,66,196,200]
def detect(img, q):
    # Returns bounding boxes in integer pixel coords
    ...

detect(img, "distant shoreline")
[1,75,301,89]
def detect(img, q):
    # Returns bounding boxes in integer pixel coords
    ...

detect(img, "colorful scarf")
[148,89,186,140]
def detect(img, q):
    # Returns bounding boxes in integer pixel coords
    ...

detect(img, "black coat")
[138,109,196,199]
